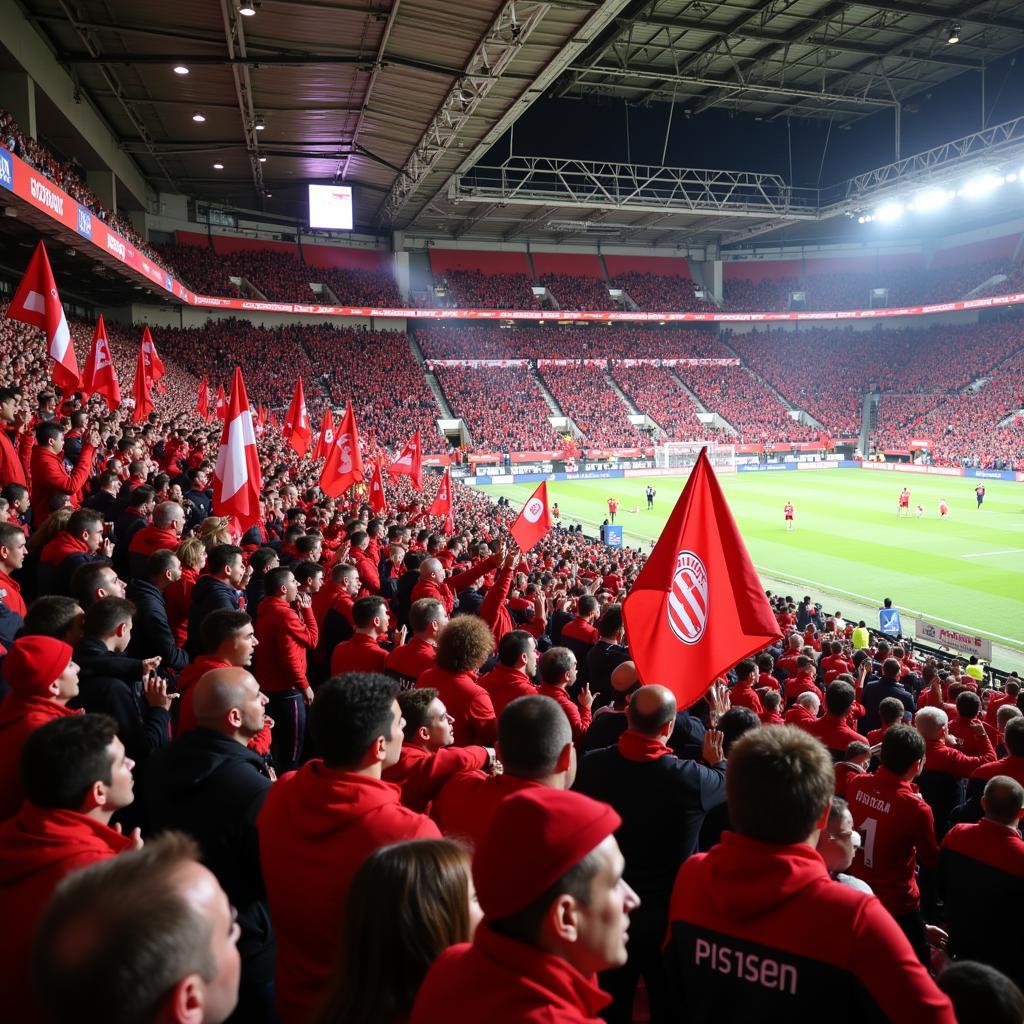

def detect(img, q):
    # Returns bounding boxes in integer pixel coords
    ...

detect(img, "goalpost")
[654,440,737,471]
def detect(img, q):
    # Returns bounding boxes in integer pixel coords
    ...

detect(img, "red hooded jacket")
[411,923,610,1024]
[417,666,497,746]
[0,805,133,1021]
[30,442,96,525]
[330,632,387,676]
[665,831,955,1023]
[479,663,536,717]
[382,741,489,813]
[383,636,437,682]
[253,596,318,693]
[257,763,439,1024]
[431,772,543,847]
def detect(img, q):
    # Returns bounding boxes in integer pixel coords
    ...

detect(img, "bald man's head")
[626,684,677,737]
[610,660,639,695]
[419,557,443,582]
[192,668,266,743]
[982,775,1024,826]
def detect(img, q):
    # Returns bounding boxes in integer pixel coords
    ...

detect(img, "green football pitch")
[477,469,1024,652]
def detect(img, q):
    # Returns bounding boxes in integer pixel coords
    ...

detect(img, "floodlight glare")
[911,189,950,213]
[875,202,904,222]
[959,173,1004,198]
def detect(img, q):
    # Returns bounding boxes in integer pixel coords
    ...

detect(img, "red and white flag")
[213,367,263,532]
[6,241,79,390]
[427,467,453,534]
[131,342,154,424]
[81,315,120,410]
[319,400,364,498]
[388,430,423,491]
[510,481,552,553]
[282,377,312,457]
[368,460,387,513]
[215,383,226,422]
[622,448,780,705]
[312,409,334,461]
[196,377,210,420]
[140,325,165,383]
[254,404,266,438]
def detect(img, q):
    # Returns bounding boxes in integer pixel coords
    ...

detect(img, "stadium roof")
[4,0,1024,248]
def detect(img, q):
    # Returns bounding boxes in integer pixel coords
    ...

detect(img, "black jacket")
[112,509,148,574]
[145,727,274,965]
[187,576,242,657]
[586,640,631,704]
[125,578,190,672]
[575,742,726,938]
[71,636,171,765]
[582,707,705,758]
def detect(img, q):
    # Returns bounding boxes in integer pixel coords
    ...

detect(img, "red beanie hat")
[474,788,621,921]
[3,636,74,697]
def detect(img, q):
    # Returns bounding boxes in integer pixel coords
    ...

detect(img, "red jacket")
[665,831,954,1023]
[382,741,489,813]
[847,767,939,914]
[331,632,388,676]
[128,523,180,558]
[30,442,96,524]
[411,924,610,1024]
[253,597,318,693]
[834,761,868,798]
[0,427,27,488]
[0,569,26,617]
[783,704,816,729]
[784,669,820,705]
[175,654,232,735]
[804,714,868,755]
[728,682,763,716]
[479,564,515,642]
[537,683,591,743]
[0,697,79,821]
[431,772,543,847]
[924,735,996,779]
[383,636,436,682]
[972,753,1024,786]
[0,805,133,1022]
[410,555,499,616]
[257,763,439,1024]
[561,617,599,645]
[350,547,380,594]
[418,666,497,746]
[479,663,536,717]
[165,566,198,647]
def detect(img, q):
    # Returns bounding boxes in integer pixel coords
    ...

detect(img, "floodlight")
[947,23,960,44]
[959,173,1004,198]
[910,189,950,213]
[875,202,904,222]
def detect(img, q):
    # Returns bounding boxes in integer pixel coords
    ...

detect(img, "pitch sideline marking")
[754,564,1024,647]
[961,548,1024,558]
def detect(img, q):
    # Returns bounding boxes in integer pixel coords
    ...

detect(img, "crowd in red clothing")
[611,364,723,441]
[433,270,536,309]
[538,273,616,311]
[433,366,560,451]
[610,271,717,312]
[153,243,240,297]
[317,266,401,306]
[537,366,645,446]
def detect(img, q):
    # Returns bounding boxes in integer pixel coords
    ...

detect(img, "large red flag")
[312,408,334,461]
[140,325,165,383]
[6,241,79,390]
[622,449,780,705]
[388,430,423,491]
[215,384,226,422]
[368,460,387,513]
[131,343,154,423]
[282,377,312,457]
[319,401,364,498]
[213,367,262,532]
[510,481,552,553]
[196,377,210,419]
[427,467,453,533]
[81,316,121,410]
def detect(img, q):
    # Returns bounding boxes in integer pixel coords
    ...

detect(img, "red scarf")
[617,729,672,763]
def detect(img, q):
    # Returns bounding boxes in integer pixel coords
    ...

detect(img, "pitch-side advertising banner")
[915,619,993,661]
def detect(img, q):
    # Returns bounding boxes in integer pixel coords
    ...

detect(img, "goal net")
[654,440,736,471]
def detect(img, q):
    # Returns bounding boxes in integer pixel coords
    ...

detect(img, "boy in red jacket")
[253,565,318,773]
[537,646,592,744]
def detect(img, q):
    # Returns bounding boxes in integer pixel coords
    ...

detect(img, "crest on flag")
[667,551,708,646]
[523,496,545,523]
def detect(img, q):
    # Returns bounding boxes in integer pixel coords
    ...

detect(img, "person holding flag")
[510,481,553,554]
[320,401,363,498]
[213,367,262,534]
[368,460,387,514]
[312,409,334,461]
[131,341,154,424]
[5,241,80,391]
[81,316,121,411]
[427,467,453,534]
[389,431,423,491]
[622,448,780,706]
[195,377,210,420]
[282,377,311,458]
[140,326,166,392]
[214,384,226,422]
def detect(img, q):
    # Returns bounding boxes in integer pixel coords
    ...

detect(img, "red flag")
[6,241,79,390]
[319,400,364,498]
[140,325,165,383]
[268,408,280,432]
[622,449,780,705]
[282,377,312,457]
[131,343,154,423]
[312,408,334,460]
[427,468,453,534]
[196,377,210,419]
[254,404,266,439]
[81,315,121,410]
[213,367,263,532]
[510,480,552,553]
[388,430,423,491]
[368,460,387,513]
[215,384,226,422]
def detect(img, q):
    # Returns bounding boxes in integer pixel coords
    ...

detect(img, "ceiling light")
[213,163,224,170]
[254,116,266,131]
[239,2,257,14]
[173,65,190,75]
[875,201,904,222]
[192,112,206,123]
[947,23,960,44]
[259,155,267,163]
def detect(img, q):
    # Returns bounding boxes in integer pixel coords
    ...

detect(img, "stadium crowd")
[0,308,1023,1024]
[433,270,536,309]
[609,271,717,313]
[537,365,646,446]
[539,274,617,311]
[610,365,722,441]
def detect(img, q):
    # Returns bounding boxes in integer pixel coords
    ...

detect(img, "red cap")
[473,788,621,920]
[4,636,74,697]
